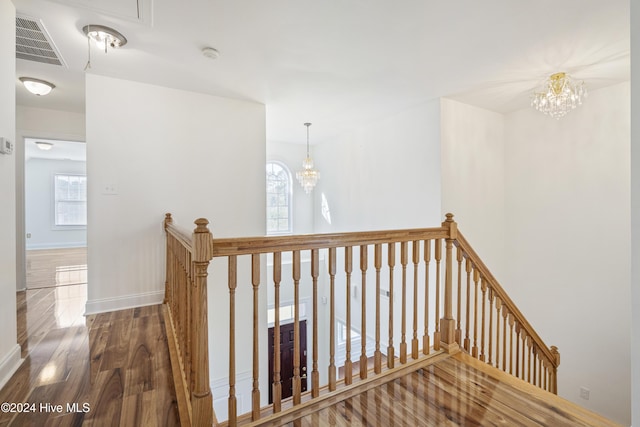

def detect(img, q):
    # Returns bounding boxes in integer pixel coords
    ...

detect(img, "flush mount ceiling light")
[531,72,587,119]
[19,77,55,96]
[202,47,220,60]
[82,25,127,53]
[35,141,54,150]
[296,123,320,194]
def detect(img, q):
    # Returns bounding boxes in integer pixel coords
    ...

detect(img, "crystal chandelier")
[296,123,320,194]
[531,72,587,119]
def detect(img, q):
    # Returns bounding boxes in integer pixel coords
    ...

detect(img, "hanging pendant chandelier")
[531,72,587,119]
[296,123,320,194]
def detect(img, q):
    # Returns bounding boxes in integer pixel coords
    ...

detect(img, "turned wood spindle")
[345,246,353,385]
[292,250,302,404]
[328,248,337,391]
[359,245,368,379]
[311,249,320,397]
[400,241,408,364]
[423,240,431,355]
[412,240,420,359]
[387,243,395,369]
[374,244,382,374]
[251,254,261,420]
[272,252,282,412]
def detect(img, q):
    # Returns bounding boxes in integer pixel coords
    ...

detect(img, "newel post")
[192,218,214,426]
[440,213,457,348]
[163,213,173,304]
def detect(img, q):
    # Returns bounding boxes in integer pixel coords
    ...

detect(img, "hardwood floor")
[287,353,620,427]
[1,255,180,426]
[26,248,87,289]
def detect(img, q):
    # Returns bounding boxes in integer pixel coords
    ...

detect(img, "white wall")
[312,99,442,233]
[16,106,86,290]
[86,73,265,308]
[85,75,267,420]
[0,1,21,390]
[631,1,639,424]
[25,158,87,249]
[440,98,505,278]
[504,82,631,425]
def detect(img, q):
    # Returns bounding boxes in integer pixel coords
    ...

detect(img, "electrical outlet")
[580,387,590,400]
[26,233,31,238]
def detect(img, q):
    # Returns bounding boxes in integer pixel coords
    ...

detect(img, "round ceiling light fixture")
[35,141,54,151]
[19,77,55,96]
[82,24,127,51]
[202,47,220,60]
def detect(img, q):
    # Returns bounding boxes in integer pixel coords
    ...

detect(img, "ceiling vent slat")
[15,15,67,68]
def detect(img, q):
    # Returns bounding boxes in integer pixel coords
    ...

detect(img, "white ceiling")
[13,0,630,144]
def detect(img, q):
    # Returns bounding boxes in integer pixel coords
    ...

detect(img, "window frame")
[53,173,87,229]
[266,161,293,235]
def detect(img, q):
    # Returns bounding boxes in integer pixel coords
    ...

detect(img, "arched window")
[266,161,292,234]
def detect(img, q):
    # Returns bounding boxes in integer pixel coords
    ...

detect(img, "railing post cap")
[164,213,173,229]
[194,218,210,233]
[445,213,455,222]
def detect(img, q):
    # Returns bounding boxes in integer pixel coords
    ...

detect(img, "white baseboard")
[84,290,164,315]
[0,344,23,391]
[26,242,87,250]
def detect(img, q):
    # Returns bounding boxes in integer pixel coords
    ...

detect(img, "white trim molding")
[0,345,22,391]
[84,290,164,315]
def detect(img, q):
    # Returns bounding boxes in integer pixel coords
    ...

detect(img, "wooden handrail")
[453,232,558,368]
[210,227,449,257]
[162,213,560,426]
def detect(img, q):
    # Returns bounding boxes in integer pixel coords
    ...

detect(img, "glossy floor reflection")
[288,354,620,427]
[26,248,87,289]
[1,251,179,426]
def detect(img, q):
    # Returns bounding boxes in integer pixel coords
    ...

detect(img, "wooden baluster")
[345,246,353,385]
[423,240,431,355]
[441,214,457,346]
[488,289,494,365]
[520,328,527,381]
[473,270,481,359]
[494,297,501,369]
[228,255,238,426]
[400,241,408,363]
[359,245,368,379]
[527,338,533,384]
[464,258,472,352]
[192,219,213,426]
[479,276,487,362]
[538,356,543,389]
[311,249,320,397]
[514,321,520,377]
[502,308,508,372]
[328,248,337,391]
[412,241,420,359]
[272,252,282,412]
[251,254,261,420]
[163,214,172,304]
[434,239,442,351]
[387,243,395,368]
[455,246,463,345]
[543,361,548,391]
[529,340,538,385]
[374,244,382,374]
[550,346,560,394]
[292,250,302,404]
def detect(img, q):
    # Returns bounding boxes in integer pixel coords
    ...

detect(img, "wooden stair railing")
[452,228,560,393]
[163,214,215,427]
[162,213,559,426]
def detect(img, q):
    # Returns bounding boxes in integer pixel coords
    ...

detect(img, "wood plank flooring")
[286,353,620,427]
[1,254,180,426]
[26,248,87,289]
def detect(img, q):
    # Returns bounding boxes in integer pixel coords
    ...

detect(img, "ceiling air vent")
[16,15,67,67]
